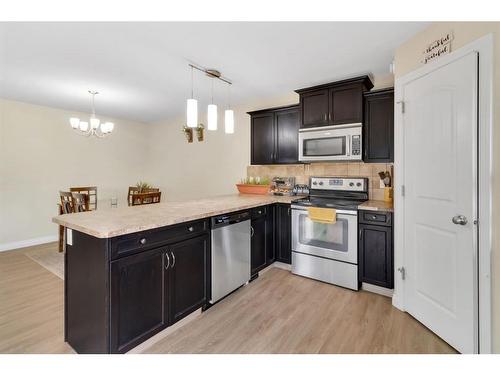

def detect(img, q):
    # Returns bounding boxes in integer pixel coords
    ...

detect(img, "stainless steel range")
[291,176,368,290]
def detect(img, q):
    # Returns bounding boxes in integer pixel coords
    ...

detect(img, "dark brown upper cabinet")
[295,75,373,129]
[249,105,300,165]
[363,88,394,163]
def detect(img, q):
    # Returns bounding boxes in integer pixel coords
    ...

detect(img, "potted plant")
[236,177,271,195]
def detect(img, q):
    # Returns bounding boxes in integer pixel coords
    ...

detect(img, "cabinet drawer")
[251,206,267,219]
[359,210,392,226]
[111,219,209,260]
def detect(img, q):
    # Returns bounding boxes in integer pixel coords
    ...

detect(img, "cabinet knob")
[188,226,194,232]
[140,238,147,245]
[371,215,377,220]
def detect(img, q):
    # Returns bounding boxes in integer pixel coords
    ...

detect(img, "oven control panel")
[309,177,367,192]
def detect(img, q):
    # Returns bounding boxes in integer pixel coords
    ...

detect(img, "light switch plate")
[67,229,73,246]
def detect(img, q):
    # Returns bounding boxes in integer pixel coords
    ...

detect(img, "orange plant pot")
[236,184,271,195]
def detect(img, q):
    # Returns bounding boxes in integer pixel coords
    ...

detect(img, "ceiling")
[0,22,428,123]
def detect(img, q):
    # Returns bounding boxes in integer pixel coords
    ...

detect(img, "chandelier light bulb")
[79,121,89,132]
[90,117,100,129]
[70,117,80,129]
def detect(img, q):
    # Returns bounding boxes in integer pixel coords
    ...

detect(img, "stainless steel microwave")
[298,123,362,162]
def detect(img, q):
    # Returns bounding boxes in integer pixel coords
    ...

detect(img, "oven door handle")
[291,206,357,216]
[346,135,351,156]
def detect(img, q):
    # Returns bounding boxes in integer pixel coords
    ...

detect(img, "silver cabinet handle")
[323,113,327,121]
[452,215,468,225]
[171,251,176,268]
[188,226,194,232]
[250,226,254,237]
[164,252,170,270]
[140,238,147,245]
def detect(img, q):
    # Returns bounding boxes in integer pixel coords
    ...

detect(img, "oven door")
[298,124,361,162]
[291,206,358,264]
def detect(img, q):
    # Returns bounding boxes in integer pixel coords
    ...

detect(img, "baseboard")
[0,235,58,252]
[271,261,292,271]
[361,282,394,298]
[127,308,202,354]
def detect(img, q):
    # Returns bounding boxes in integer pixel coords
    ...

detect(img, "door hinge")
[397,267,406,280]
[401,185,405,197]
[397,101,405,114]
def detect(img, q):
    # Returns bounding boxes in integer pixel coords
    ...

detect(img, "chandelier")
[69,91,114,138]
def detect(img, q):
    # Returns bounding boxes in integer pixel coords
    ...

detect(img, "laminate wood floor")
[0,243,456,354]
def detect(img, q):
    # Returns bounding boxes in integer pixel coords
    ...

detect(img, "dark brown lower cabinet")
[358,217,393,289]
[275,203,292,264]
[251,205,275,276]
[110,247,168,353]
[168,235,210,324]
[108,232,209,353]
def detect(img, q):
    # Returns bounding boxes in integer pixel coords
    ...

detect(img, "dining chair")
[130,192,161,206]
[58,191,74,253]
[71,192,89,212]
[70,186,97,210]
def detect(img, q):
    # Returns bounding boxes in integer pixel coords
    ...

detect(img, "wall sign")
[422,32,453,64]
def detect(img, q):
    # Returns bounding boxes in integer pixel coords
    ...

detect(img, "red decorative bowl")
[236,184,271,195]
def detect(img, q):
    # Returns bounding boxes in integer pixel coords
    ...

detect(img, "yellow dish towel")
[307,207,337,224]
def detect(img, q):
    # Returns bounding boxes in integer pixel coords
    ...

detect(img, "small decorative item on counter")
[236,177,271,195]
[378,170,393,203]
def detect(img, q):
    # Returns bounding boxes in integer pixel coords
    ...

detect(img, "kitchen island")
[52,194,300,354]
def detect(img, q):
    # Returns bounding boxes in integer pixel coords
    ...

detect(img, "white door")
[402,52,478,353]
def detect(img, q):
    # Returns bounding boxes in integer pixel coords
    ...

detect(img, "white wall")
[0,98,150,249]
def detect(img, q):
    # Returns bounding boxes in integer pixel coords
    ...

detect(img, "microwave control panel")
[351,135,361,156]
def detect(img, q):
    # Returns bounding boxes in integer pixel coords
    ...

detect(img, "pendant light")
[224,84,234,134]
[186,65,198,128]
[207,78,217,131]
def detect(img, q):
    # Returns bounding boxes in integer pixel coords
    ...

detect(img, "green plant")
[136,181,152,192]
[239,177,270,185]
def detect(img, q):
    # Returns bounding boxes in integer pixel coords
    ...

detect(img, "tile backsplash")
[247,162,393,201]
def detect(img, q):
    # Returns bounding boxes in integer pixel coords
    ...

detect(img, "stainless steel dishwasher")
[210,211,251,303]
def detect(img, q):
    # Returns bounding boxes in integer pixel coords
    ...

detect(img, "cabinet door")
[358,224,393,288]
[300,89,329,128]
[168,235,209,324]
[110,247,168,353]
[251,217,267,275]
[330,84,363,125]
[363,90,394,163]
[275,108,300,163]
[251,113,275,164]
[265,205,276,266]
[276,204,292,264]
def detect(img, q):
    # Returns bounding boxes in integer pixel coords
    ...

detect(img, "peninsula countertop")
[53,194,304,239]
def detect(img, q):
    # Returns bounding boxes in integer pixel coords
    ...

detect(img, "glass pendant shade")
[207,104,217,131]
[90,117,100,129]
[103,122,114,133]
[187,98,198,128]
[70,117,80,129]
[224,109,234,134]
[79,121,89,132]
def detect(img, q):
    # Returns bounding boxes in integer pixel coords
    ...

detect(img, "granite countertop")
[53,194,304,239]
[358,200,394,212]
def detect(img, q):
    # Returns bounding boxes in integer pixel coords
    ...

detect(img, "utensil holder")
[384,187,393,203]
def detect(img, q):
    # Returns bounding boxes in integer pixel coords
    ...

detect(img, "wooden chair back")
[71,192,89,212]
[59,191,74,214]
[70,186,97,210]
[130,192,162,206]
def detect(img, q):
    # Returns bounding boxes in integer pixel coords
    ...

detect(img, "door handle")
[452,215,468,225]
[171,251,176,268]
[250,226,254,237]
[164,252,170,270]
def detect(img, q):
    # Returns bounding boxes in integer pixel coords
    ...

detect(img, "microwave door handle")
[346,135,351,156]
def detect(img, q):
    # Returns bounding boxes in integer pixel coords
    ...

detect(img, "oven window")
[303,137,345,157]
[298,214,348,252]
